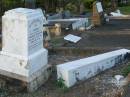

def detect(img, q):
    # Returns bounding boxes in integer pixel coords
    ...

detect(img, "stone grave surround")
[57,49,130,87]
[0,8,49,91]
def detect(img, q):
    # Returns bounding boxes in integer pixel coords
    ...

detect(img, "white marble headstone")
[0,8,49,91]
[2,8,45,57]
[96,2,103,13]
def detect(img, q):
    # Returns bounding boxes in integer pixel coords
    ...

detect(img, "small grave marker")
[64,34,81,43]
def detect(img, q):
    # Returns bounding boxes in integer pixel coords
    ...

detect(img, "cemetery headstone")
[0,8,49,92]
[92,1,104,26]
[72,18,88,30]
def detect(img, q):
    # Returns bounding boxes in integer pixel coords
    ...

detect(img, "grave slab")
[57,49,130,87]
[64,34,81,43]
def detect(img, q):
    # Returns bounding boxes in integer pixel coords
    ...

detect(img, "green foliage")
[56,78,65,87]
[50,37,64,47]
[122,64,130,77]
[119,6,130,14]
[2,0,24,8]
[1,0,24,14]
[56,77,69,93]
[103,0,111,8]
[65,3,77,13]
[83,0,95,9]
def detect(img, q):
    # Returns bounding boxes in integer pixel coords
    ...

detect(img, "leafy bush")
[83,0,95,9]
[65,3,77,13]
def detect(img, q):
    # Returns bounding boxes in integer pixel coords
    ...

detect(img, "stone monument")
[0,8,49,91]
[92,1,104,26]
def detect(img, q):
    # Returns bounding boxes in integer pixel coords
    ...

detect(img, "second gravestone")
[92,1,104,26]
[0,8,49,91]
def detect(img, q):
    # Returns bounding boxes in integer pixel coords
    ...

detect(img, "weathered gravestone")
[92,1,104,26]
[72,18,88,30]
[0,8,49,91]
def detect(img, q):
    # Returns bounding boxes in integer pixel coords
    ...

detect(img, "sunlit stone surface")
[0,8,49,91]
[57,49,130,87]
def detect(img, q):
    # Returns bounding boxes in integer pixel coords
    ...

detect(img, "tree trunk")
[79,2,84,14]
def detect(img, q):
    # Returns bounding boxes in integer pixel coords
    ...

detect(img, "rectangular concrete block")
[57,49,130,87]
[72,18,88,30]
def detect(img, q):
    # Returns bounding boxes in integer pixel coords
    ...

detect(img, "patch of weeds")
[122,64,130,77]
[50,37,64,47]
[128,83,130,87]
[56,77,69,93]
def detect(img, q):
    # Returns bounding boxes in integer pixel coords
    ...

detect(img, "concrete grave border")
[57,49,130,87]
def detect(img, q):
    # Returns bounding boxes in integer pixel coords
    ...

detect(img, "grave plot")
[49,19,130,56]
[48,1,130,56]
[3,51,129,97]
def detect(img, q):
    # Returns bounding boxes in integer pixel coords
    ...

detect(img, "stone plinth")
[0,8,49,91]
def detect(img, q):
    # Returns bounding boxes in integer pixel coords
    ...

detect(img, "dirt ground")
[75,19,130,48]
[0,19,130,97]
[50,19,130,49]
[3,56,129,97]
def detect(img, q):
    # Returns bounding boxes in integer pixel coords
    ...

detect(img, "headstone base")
[0,48,49,92]
[27,65,50,92]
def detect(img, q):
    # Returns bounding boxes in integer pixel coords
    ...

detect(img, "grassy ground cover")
[119,6,130,14]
